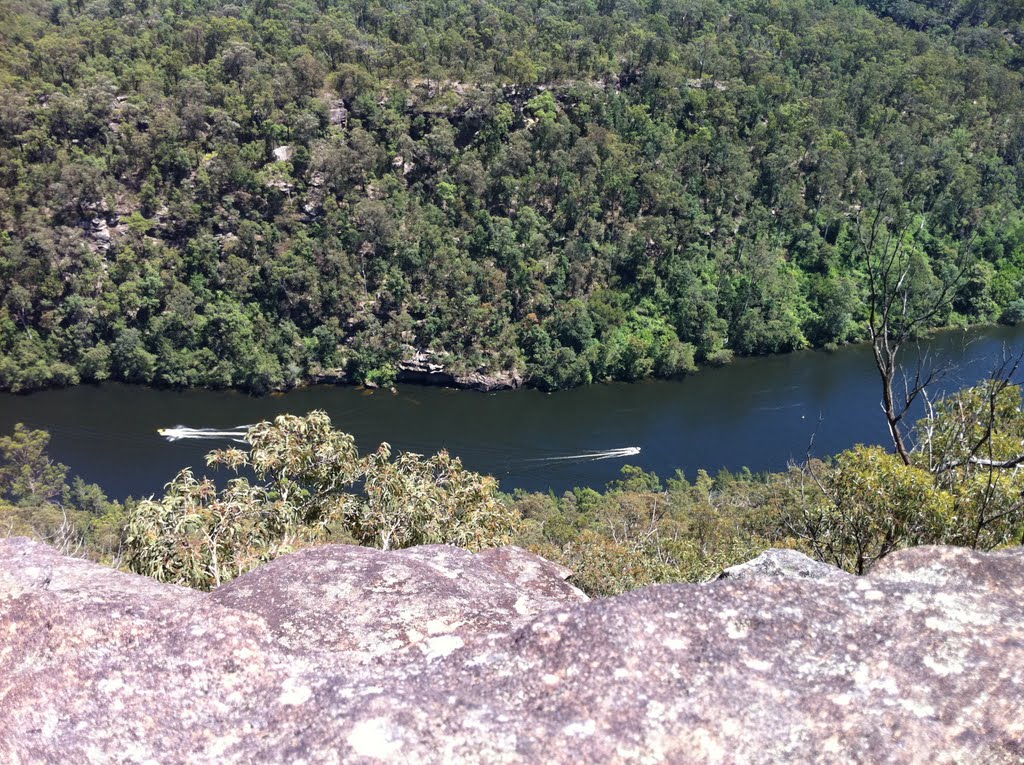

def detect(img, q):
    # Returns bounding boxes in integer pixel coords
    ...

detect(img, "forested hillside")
[2,0,1023,391]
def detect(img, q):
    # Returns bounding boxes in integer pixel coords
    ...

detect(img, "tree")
[799,381,1024,573]
[124,412,519,589]
[358,444,514,550]
[0,424,68,506]
[855,203,975,464]
[800,445,952,574]
[914,377,1024,549]
[0,424,123,560]
[111,327,157,384]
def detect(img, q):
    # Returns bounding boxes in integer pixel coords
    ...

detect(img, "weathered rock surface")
[1,537,1022,764]
[451,368,524,391]
[717,547,854,581]
[209,544,586,658]
[397,349,523,391]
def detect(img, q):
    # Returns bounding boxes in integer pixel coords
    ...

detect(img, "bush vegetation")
[1,0,1023,391]
[4,388,1023,594]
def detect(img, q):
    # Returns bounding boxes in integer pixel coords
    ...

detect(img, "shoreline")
[1,321,1016,399]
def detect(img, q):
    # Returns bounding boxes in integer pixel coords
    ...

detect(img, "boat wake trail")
[527,446,641,462]
[158,425,253,443]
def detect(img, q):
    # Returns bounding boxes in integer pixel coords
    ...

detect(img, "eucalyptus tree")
[124,411,519,589]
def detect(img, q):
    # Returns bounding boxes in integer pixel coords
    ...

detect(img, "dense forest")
[1,0,1023,391]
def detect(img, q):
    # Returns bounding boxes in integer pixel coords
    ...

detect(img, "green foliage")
[512,463,804,596]
[801,446,953,574]
[123,471,290,589]
[915,381,1024,550]
[359,444,514,550]
[1,0,1022,392]
[0,424,124,562]
[0,424,68,506]
[124,411,519,589]
[800,382,1024,573]
[999,299,1024,326]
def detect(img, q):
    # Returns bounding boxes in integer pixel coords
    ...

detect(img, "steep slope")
[1,0,1022,391]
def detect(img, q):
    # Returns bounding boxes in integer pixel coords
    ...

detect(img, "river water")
[2,325,1024,499]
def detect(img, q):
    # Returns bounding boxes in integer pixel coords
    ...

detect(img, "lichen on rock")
[1,537,1022,763]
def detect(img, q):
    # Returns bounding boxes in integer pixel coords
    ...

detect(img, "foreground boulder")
[209,544,587,657]
[1,537,1022,763]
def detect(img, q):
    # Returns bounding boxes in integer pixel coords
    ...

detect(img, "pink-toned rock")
[1,538,1022,763]
[868,544,1024,591]
[209,543,586,657]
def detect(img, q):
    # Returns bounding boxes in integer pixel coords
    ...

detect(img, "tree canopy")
[124,411,519,588]
[0,0,1023,391]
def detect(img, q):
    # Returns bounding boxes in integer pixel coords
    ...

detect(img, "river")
[3,325,1024,500]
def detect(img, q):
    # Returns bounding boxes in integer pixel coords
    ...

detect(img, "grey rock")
[328,99,348,126]
[88,217,113,252]
[1,536,1023,763]
[717,547,853,581]
[452,368,524,391]
[396,348,449,384]
[397,349,524,391]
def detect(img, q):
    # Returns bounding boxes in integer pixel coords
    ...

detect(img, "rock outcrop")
[716,547,854,581]
[1,537,1022,763]
[397,349,524,391]
[208,544,586,658]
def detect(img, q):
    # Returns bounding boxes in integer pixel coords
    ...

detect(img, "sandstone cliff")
[0,538,1021,763]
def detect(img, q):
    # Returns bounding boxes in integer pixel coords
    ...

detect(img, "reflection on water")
[2,325,1023,499]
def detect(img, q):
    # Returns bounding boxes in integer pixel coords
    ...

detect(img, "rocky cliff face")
[397,349,524,391]
[1,538,1021,763]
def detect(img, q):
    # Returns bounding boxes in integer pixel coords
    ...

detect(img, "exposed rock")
[272,145,293,162]
[0,536,196,604]
[301,173,327,220]
[1,538,1023,763]
[474,545,584,600]
[86,216,120,253]
[209,544,586,658]
[397,349,524,391]
[264,177,294,193]
[452,368,524,391]
[327,98,348,126]
[686,77,730,90]
[392,154,415,176]
[0,537,287,764]
[868,544,1024,589]
[306,366,348,384]
[717,547,853,581]
[397,348,450,385]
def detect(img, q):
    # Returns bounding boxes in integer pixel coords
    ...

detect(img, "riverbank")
[7,320,1019,399]
[4,323,1023,501]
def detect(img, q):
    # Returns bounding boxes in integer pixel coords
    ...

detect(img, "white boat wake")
[157,427,640,465]
[158,425,253,443]
[527,447,641,462]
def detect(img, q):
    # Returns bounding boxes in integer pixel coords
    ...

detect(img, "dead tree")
[856,201,976,465]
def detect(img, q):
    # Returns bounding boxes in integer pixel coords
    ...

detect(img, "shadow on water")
[2,324,1024,499]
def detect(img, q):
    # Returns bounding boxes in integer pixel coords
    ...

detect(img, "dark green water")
[2,325,1024,499]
